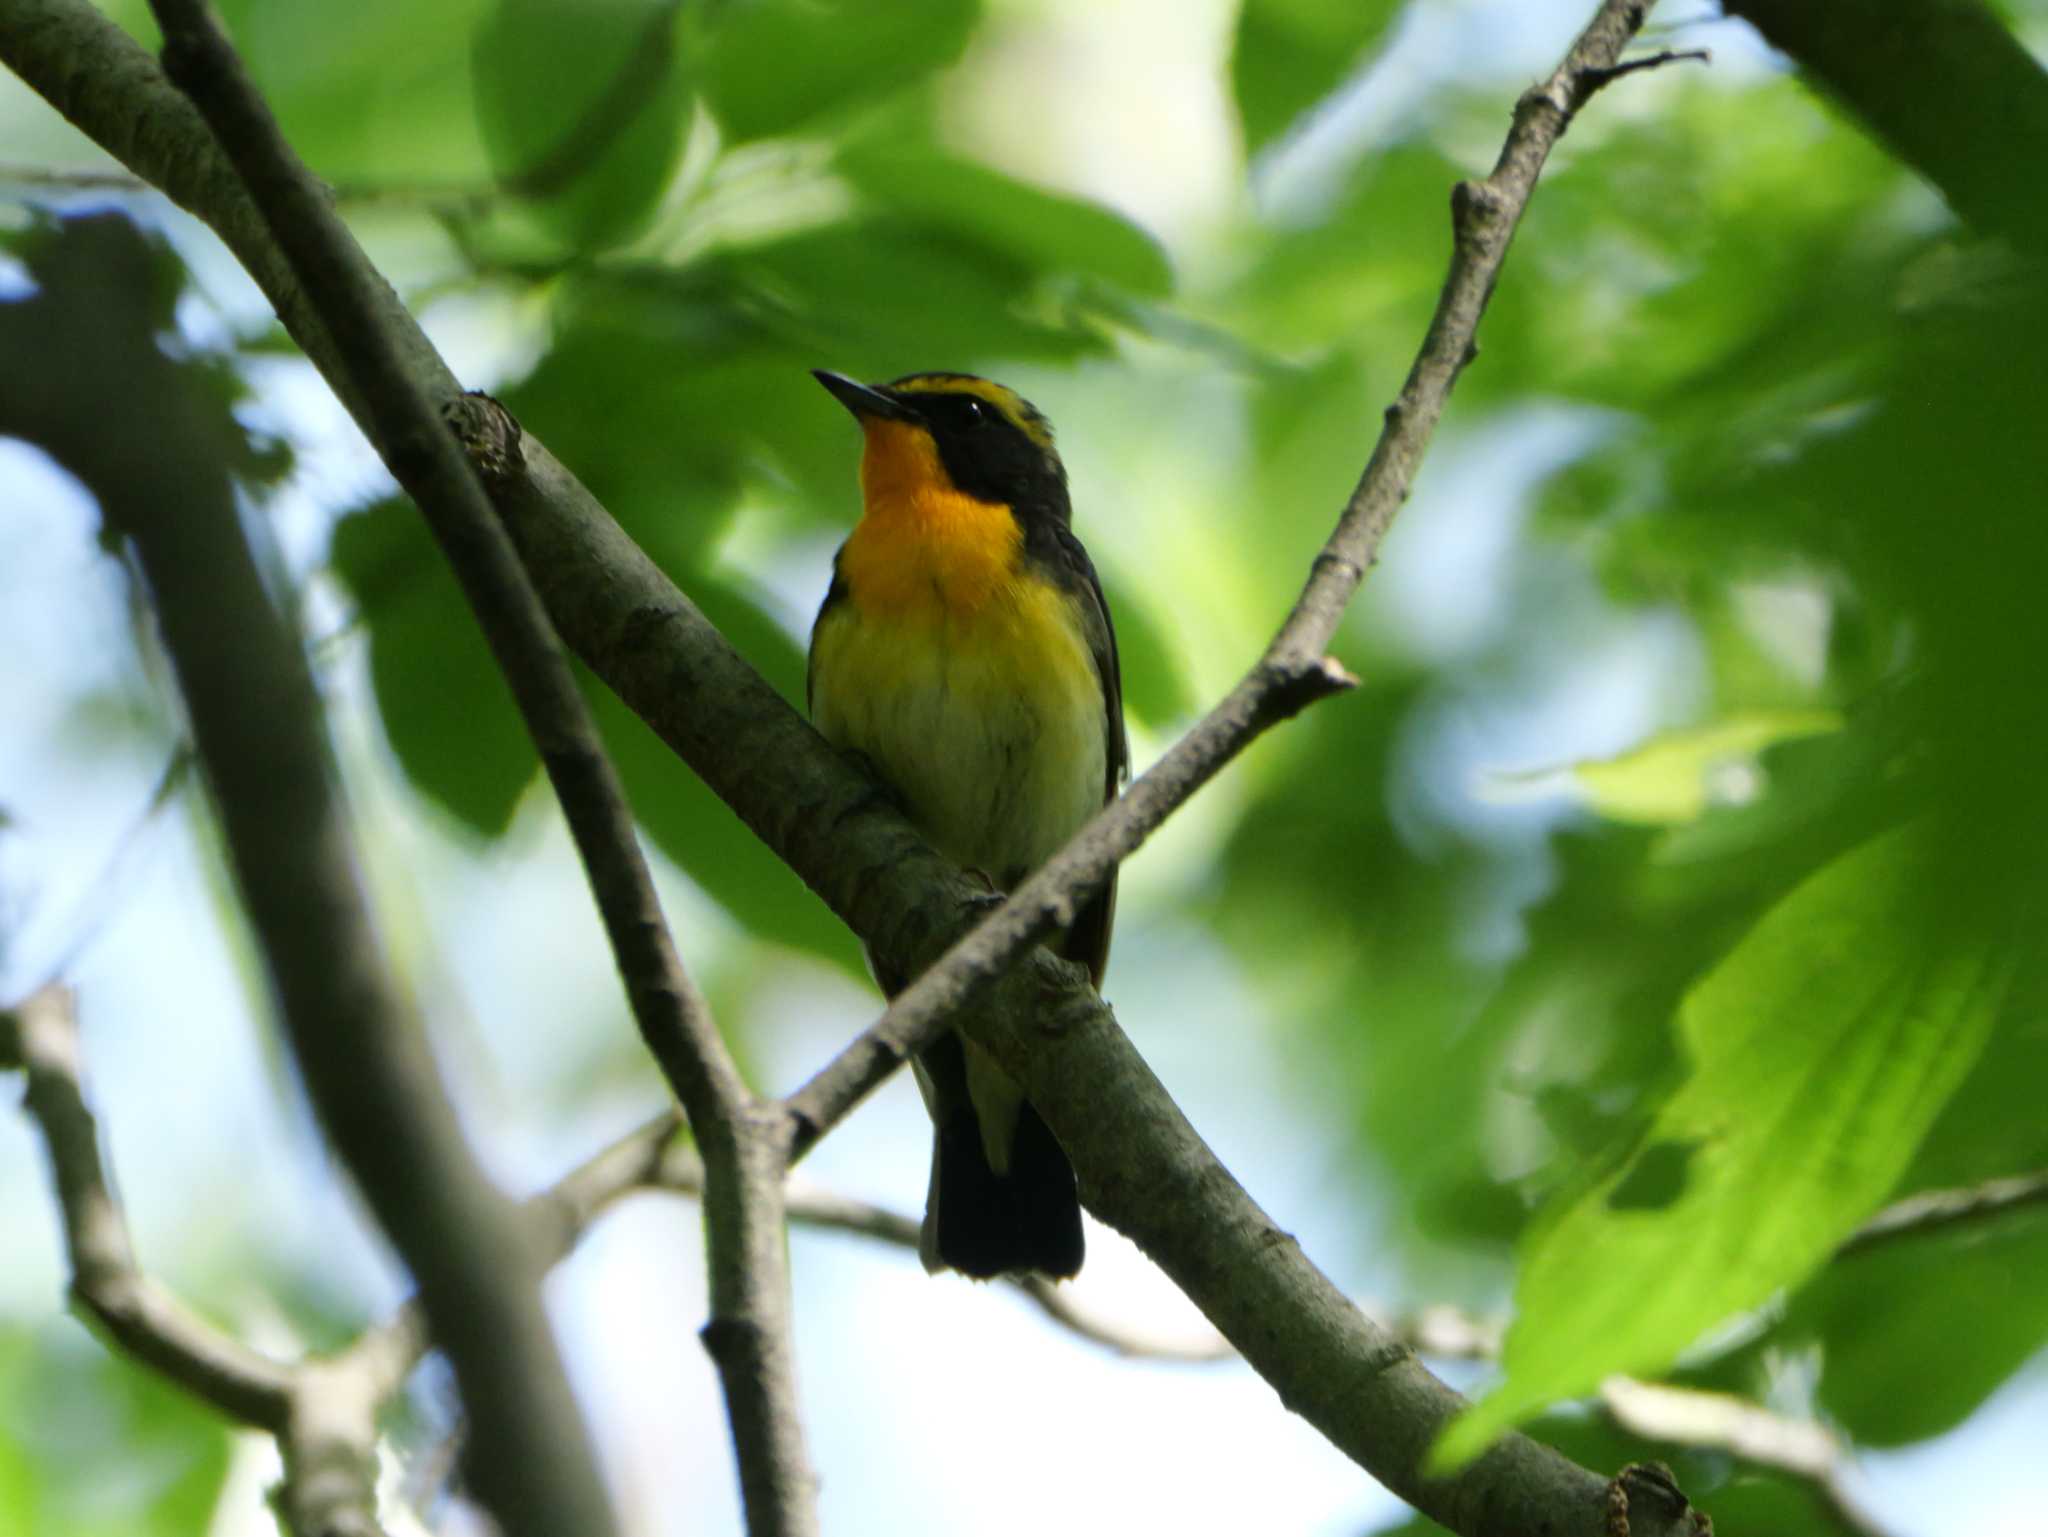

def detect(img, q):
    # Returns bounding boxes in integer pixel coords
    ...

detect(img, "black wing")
[1048,523,1128,799]
[1040,520,1127,987]
[805,551,850,716]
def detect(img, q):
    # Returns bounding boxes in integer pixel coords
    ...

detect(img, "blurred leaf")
[327,497,856,967]
[215,0,491,179]
[696,0,979,142]
[473,0,692,250]
[1098,574,1194,729]
[1567,709,1841,826]
[1793,1206,2048,1446]
[1440,822,2016,1466]
[1225,138,1460,358]
[1467,823,1754,1232]
[839,141,1173,297]
[1231,0,1405,155]
[505,312,809,558]
[0,212,292,492]
[1209,676,1503,1271]
[0,1326,232,1537]
[716,216,1116,364]
[1363,1515,1450,1537]
[1897,997,2048,1195]
[330,498,536,834]
[508,222,1117,558]
[1645,716,1908,897]
[588,672,860,973]
[1490,80,1906,421]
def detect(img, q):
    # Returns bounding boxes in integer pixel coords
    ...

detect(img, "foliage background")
[4,0,2046,1532]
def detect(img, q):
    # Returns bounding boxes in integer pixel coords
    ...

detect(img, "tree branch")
[142,4,816,1530]
[787,27,1717,1150]
[5,986,295,1429]
[0,203,614,1537]
[0,0,1715,1530]
[145,0,729,1183]
[1723,0,2048,259]
[1839,1167,2048,1257]
[445,9,1725,1507]
[1599,1379,1895,1537]
[8,999,391,1536]
[11,1017,1930,1537]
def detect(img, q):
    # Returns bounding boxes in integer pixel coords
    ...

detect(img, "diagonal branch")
[146,0,729,1185]
[0,0,1711,1530]
[142,6,816,1533]
[5,985,398,1536]
[5,986,294,1430]
[783,29,1715,1150]
[4,200,616,1537]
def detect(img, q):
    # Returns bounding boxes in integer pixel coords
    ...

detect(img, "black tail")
[918,1035,1083,1279]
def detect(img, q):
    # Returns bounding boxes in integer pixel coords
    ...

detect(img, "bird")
[807,369,1127,1281]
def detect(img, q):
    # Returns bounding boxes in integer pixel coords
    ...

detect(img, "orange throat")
[840,418,1022,622]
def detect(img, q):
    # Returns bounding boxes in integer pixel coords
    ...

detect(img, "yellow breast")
[812,457,1107,887]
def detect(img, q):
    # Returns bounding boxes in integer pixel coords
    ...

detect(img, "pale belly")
[811,580,1108,889]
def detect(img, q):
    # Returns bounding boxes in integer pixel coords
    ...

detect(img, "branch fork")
[0,0,1741,1533]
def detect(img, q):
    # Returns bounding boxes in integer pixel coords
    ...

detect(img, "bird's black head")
[813,369,1070,521]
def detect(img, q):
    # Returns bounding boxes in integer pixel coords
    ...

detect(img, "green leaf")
[328,500,857,967]
[698,216,1117,363]
[1230,0,1405,155]
[473,0,693,250]
[1795,1207,2048,1446]
[1568,709,1842,826]
[589,671,860,972]
[1436,821,2015,1467]
[0,1326,232,1537]
[839,143,1173,297]
[329,499,536,835]
[1225,138,1462,357]
[212,0,492,181]
[1098,574,1193,728]
[696,0,979,142]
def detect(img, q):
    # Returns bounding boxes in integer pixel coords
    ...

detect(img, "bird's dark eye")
[960,398,987,425]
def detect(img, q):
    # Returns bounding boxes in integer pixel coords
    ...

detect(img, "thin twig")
[497,1,1713,1528]
[5,983,396,1535]
[1840,1168,2048,1256]
[592,1143,1889,1537]
[1581,47,1710,88]
[488,1124,1887,1537]
[6,998,1917,1537]
[1599,1378,1896,1537]
[6,199,613,1537]
[774,0,1703,1152]
[147,0,724,1154]
[798,10,1710,1532]
[8,985,294,1428]
[1,0,1712,1529]
[776,5,1680,1146]
[144,5,815,1532]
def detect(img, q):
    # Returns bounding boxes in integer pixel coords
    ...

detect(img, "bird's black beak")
[813,369,921,424]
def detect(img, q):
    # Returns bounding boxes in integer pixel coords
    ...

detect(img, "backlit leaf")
[1437,822,2016,1467]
